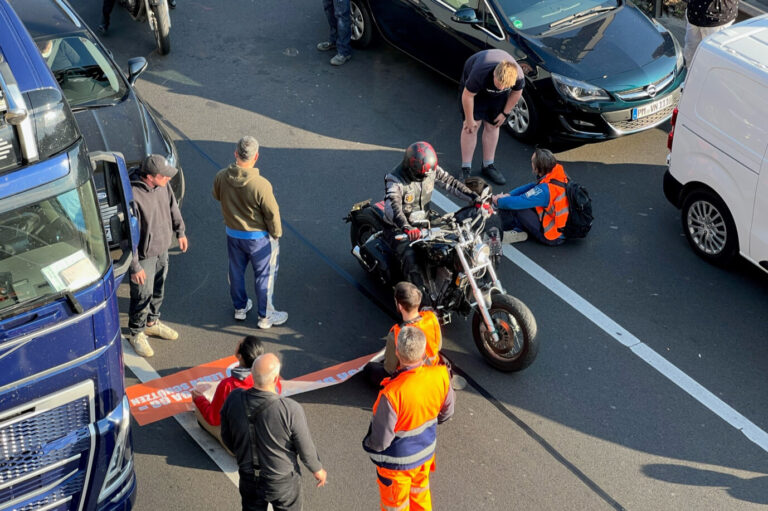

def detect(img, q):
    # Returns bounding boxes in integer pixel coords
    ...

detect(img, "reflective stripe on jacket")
[364,365,451,470]
[390,311,442,366]
[534,164,569,240]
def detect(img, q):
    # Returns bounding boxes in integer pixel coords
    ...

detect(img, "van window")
[697,67,768,162]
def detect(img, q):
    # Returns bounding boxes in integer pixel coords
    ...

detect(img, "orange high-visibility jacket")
[365,365,451,470]
[390,311,442,366]
[535,163,570,240]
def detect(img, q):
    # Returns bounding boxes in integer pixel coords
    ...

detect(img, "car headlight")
[98,396,134,503]
[551,73,610,102]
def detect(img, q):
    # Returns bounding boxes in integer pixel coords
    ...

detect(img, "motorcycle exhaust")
[352,245,376,272]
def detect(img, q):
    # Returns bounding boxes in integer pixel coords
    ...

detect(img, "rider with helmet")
[384,141,480,296]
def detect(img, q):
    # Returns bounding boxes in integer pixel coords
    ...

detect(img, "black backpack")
[551,178,593,239]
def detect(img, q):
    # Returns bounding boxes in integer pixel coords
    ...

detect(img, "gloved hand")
[475,202,492,217]
[404,227,422,242]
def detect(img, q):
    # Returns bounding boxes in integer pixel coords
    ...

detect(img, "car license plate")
[632,94,675,120]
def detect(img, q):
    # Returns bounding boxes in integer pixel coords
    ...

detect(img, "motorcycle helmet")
[402,141,437,182]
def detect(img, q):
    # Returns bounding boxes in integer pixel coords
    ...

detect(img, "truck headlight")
[98,396,134,503]
[551,73,610,102]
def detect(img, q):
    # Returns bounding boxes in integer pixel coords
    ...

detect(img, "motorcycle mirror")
[127,57,148,86]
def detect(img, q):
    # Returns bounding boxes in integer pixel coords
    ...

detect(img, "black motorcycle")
[117,0,171,55]
[345,187,538,372]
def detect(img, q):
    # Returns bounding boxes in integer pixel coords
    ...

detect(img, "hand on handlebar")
[405,228,422,242]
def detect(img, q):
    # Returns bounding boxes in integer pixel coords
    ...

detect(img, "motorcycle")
[118,0,172,55]
[345,186,538,372]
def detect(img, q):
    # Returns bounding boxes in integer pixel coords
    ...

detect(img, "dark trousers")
[102,0,116,25]
[128,251,169,336]
[239,472,302,511]
[497,208,563,246]
[322,0,352,56]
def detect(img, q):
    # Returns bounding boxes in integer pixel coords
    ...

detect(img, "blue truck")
[0,2,138,510]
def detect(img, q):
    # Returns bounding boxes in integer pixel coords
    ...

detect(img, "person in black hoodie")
[128,155,188,358]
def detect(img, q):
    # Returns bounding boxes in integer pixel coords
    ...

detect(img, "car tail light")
[667,107,678,151]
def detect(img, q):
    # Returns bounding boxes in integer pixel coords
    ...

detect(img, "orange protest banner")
[127,350,383,426]
[126,355,238,426]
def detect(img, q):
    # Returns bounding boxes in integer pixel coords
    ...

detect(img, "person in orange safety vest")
[363,327,455,511]
[365,282,444,386]
[492,148,569,246]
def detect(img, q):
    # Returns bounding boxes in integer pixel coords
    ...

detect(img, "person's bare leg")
[481,121,501,163]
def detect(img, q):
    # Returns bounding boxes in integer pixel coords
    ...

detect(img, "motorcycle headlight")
[472,242,490,266]
[551,73,610,102]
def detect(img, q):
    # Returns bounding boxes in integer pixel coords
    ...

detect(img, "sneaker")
[460,166,471,181]
[317,41,336,51]
[450,374,467,390]
[168,0,176,8]
[130,332,154,358]
[234,299,253,321]
[97,23,108,35]
[503,230,528,244]
[258,310,288,329]
[144,320,179,340]
[481,163,506,185]
[330,54,351,66]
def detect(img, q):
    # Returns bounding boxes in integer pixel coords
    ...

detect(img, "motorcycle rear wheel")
[151,1,171,55]
[472,294,538,372]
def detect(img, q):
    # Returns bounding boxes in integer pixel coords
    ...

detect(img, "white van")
[664,15,768,272]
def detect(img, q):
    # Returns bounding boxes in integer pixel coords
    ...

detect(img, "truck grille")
[0,383,94,511]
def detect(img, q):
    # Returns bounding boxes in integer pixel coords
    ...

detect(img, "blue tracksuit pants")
[227,235,279,318]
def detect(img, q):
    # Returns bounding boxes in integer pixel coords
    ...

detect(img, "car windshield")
[37,35,127,108]
[0,181,109,315]
[495,0,618,34]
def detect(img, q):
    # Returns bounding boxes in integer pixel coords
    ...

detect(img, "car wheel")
[505,88,540,143]
[350,0,374,48]
[681,189,738,266]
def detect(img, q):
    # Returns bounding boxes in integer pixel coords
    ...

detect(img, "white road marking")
[122,338,241,487]
[431,191,768,453]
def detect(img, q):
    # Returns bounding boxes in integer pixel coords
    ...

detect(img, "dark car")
[350,0,685,141]
[10,0,185,201]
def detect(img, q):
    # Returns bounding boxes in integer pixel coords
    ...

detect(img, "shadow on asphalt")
[643,464,768,505]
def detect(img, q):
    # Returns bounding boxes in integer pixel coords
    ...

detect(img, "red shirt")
[193,374,253,426]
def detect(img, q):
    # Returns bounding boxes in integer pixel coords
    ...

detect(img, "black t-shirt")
[460,49,524,100]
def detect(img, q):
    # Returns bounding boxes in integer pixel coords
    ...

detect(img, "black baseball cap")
[141,154,178,178]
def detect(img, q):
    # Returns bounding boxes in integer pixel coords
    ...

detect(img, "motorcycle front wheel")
[472,294,538,372]
[151,1,171,55]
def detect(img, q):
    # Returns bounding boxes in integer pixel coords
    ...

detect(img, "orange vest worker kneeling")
[363,327,455,511]
[384,282,442,374]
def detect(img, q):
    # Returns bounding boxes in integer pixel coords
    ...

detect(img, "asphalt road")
[69,0,768,509]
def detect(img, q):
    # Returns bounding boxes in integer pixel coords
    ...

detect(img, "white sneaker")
[234,299,253,321]
[258,310,288,329]
[130,332,154,358]
[503,230,528,244]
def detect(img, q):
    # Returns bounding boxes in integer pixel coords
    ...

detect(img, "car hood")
[74,94,169,169]
[521,5,677,89]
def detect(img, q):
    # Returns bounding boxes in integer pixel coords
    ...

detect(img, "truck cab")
[0,1,138,509]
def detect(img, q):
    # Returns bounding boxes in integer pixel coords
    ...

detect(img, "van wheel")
[681,189,738,266]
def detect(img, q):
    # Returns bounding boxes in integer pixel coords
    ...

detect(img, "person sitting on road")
[492,148,569,246]
[366,282,443,385]
[191,335,274,452]
[384,141,481,298]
